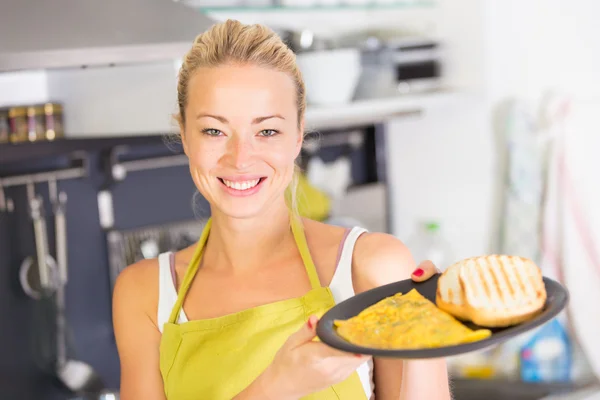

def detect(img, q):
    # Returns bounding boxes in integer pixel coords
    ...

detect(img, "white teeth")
[222,178,260,191]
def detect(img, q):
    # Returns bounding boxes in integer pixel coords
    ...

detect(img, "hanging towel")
[540,92,600,381]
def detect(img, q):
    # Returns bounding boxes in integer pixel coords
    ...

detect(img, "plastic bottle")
[520,318,572,383]
[405,221,454,271]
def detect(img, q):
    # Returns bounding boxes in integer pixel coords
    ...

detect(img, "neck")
[204,199,296,272]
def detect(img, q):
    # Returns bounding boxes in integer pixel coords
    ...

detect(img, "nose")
[227,136,254,170]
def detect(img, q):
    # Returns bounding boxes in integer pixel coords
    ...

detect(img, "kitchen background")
[1,0,599,399]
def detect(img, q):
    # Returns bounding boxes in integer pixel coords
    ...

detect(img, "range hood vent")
[0,0,216,72]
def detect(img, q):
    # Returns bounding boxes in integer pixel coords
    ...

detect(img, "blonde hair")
[176,19,306,128]
[176,20,305,216]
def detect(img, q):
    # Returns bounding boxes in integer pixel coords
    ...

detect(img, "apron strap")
[290,215,322,290]
[168,216,321,324]
[168,218,212,324]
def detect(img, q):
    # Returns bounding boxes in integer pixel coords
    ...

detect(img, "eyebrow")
[196,113,285,124]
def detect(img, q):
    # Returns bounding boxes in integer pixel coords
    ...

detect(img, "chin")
[213,201,271,220]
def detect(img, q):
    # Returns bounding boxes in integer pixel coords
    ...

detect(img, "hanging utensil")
[0,180,15,213]
[51,182,68,286]
[48,180,106,395]
[20,182,59,299]
[50,179,68,369]
[0,180,6,212]
[31,192,53,292]
[20,182,60,375]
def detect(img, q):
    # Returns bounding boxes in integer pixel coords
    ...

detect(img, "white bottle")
[405,221,454,271]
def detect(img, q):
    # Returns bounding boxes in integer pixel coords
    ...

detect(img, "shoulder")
[301,217,349,250]
[301,218,417,291]
[113,257,160,298]
[112,258,161,327]
[352,232,417,293]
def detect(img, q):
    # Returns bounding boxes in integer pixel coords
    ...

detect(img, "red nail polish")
[413,268,424,277]
[307,318,314,329]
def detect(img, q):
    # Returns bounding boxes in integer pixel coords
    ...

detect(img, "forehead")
[186,64,297,119]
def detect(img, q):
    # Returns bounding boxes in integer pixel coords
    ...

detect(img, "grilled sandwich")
[436,255,547,327]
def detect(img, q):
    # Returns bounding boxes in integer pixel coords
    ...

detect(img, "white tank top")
[156,226,374,398]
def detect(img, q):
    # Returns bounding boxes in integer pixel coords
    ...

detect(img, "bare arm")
[113,260,167,400]
[353,233,451,400]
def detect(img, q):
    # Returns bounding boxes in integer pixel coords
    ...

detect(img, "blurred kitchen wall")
[387,0,600,258]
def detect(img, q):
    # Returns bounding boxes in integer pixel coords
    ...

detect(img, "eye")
[258,129,279,137]
[202,128,223,137]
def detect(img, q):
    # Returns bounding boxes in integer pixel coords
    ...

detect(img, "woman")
[113,20,451,400]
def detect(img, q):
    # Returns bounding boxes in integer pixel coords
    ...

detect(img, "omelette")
[334,289,491,349]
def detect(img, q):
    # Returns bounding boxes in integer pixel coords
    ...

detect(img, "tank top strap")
[168,218,212,324]
[290,216,321,290]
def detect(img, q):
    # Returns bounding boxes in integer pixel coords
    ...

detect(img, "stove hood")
[0,0,215,73]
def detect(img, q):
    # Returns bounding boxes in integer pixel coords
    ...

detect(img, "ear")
[294,119,305,158]
[179,120,189,156]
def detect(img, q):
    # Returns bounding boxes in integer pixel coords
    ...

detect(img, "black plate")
[316,274,569,358]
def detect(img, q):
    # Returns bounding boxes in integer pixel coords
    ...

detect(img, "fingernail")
[355,354,363,358]
[413,268,424,277]
[307,316,315,329]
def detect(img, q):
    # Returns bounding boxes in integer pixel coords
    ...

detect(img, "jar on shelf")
[8,106,28,143]
[0,108,8,144]
[27,105,45,142]
[44,103,64,141]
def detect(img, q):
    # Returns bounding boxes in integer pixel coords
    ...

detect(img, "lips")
[218,177,266,192]
[221,178,260,190]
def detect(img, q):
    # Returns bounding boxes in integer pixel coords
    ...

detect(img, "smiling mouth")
[218,177,266,191]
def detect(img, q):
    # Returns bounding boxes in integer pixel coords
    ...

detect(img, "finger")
[307,341,371,362]
[285,315,319,349]
[411,260,440,282]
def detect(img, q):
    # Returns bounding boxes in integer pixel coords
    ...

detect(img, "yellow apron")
[159,217,368,400]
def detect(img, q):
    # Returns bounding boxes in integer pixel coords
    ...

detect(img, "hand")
[260,315,370,400]
[410,260,441,282]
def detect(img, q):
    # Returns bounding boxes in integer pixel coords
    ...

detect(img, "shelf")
[0,90,463,165]
[195,1,435,13]
[305,89,463,131]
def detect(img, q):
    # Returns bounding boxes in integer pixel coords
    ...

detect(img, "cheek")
[269,151,294,168]
[186,139,220,174]
[264,141,298,172]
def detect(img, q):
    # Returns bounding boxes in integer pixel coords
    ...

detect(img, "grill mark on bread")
[487,257,503,305]
[504,256,522,301]
[512,257,528,299]
[464,259,478,303]
[498,256,514,301]
[459,278,466,307]
[476,258,492,303]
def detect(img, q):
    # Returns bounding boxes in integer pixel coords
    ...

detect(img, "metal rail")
[0,153,87,212]
[0,166,86,188]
